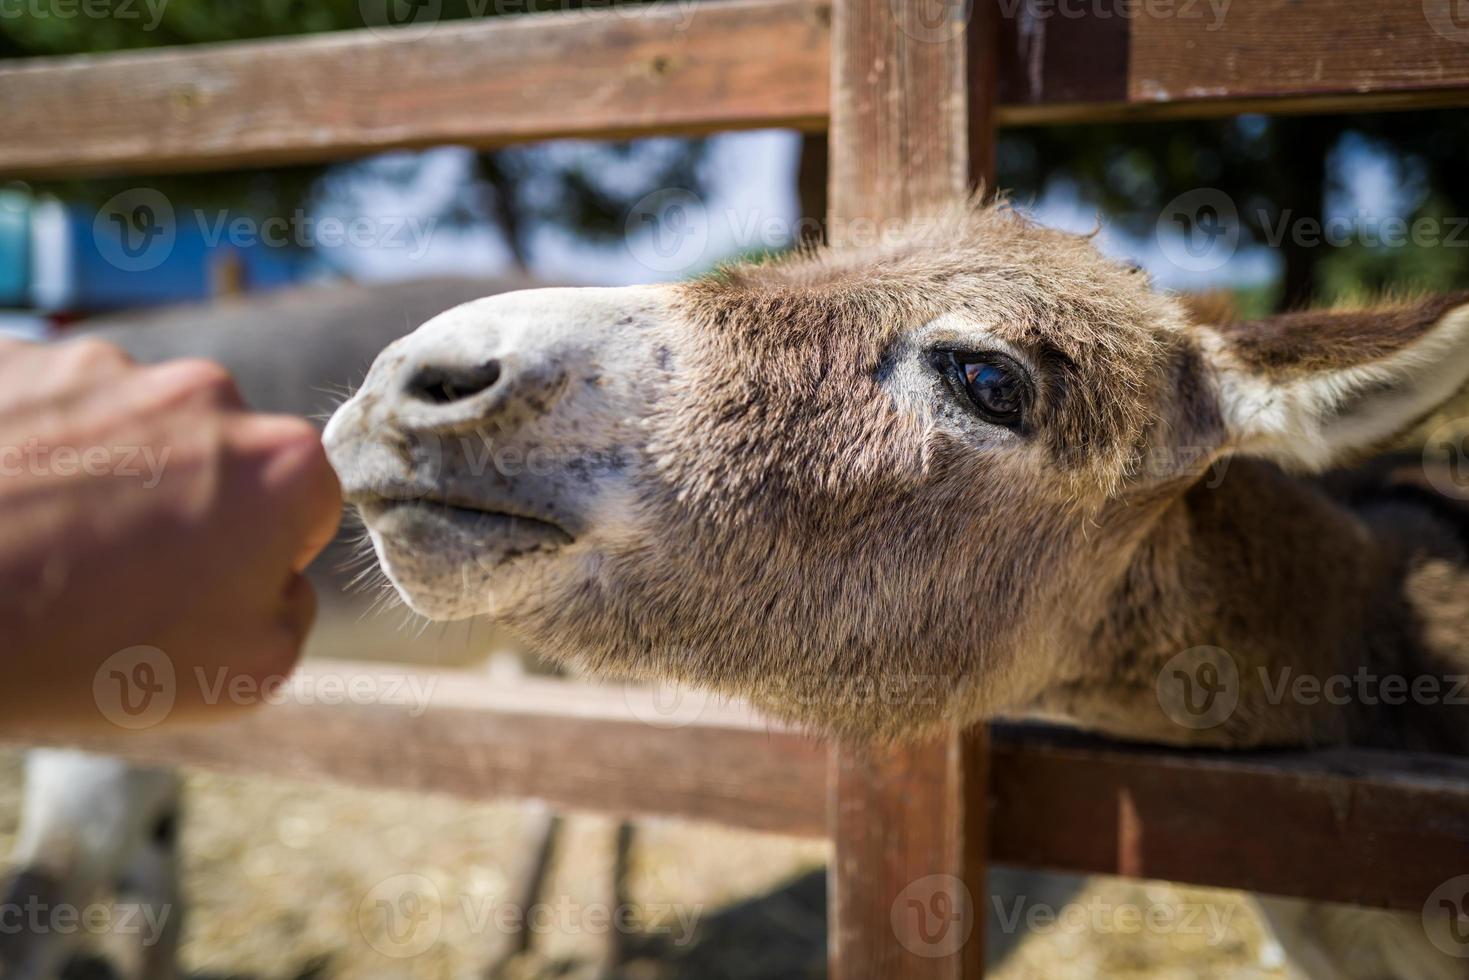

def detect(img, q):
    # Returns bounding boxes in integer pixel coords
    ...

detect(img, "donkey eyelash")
[929,348,1035,431]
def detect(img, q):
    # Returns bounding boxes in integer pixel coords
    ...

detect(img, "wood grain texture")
[830,732,990,979]
[0,661,830,838]
[828,0,973,224]
[1130,0,1469,105]
[990,725,1469,912]
[827,1,995,975]
[0,0,832,178]
[5,0,1469,178]
[995,0,1130,109]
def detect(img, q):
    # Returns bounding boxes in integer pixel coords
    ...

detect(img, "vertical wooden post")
[827,0,997,977]
[830,731,991,978]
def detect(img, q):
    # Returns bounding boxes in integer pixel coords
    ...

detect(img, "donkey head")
[325,204,1469,738]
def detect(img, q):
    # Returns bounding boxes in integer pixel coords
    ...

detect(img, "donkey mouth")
[357,495,573,555]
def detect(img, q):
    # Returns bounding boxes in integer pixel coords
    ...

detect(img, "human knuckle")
[265,415,326,458]
[266,418,338,493]
[155,358,242,405]
[62,337,132,372]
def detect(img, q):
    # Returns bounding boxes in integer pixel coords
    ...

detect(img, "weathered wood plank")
[831,732,990,979]
[989,725,1469,913]
[828,0,974,226]
[995,0,1131,110]
[5,0,1469,178]
[827,0,995,975]
[997,0,1469,122]
[0,0,832,178]
[0,660,831,839]
[1130,0,1469,105]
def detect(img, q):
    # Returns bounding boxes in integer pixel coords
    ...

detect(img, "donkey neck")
[1035,458,1468,752]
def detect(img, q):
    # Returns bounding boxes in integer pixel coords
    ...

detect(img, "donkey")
[324,201,1469,978]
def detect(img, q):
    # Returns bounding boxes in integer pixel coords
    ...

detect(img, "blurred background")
[1,3,1466,979]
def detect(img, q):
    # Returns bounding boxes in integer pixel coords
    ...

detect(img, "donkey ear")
[1198,293,1469,471]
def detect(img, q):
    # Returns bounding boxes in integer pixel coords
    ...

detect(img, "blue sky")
[327,127,1401,293]
[12,125,1404,324]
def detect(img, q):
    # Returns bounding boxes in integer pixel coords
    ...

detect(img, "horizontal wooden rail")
[1001,0,1469,123]
[8,660,1469,913]
[0,0,830,179]
[1,660,832,839]
[989,725,1469,913]
[4,0,1469,178]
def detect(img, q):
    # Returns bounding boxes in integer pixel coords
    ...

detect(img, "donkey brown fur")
[328,202,1469,752]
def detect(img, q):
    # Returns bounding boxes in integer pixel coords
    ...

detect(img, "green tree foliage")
[998,111,1469,311]
[0,0,668,54]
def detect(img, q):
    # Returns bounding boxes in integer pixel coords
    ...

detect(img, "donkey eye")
[934,351,1032,428]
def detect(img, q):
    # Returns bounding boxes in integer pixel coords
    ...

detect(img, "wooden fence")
[4,0,1469,975]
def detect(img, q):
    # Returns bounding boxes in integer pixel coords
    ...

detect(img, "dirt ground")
[0,742,1295,980]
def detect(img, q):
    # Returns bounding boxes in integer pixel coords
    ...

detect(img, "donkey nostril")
[406,360,502,405]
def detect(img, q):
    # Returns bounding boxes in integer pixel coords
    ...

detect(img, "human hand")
[0,336,341,731]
